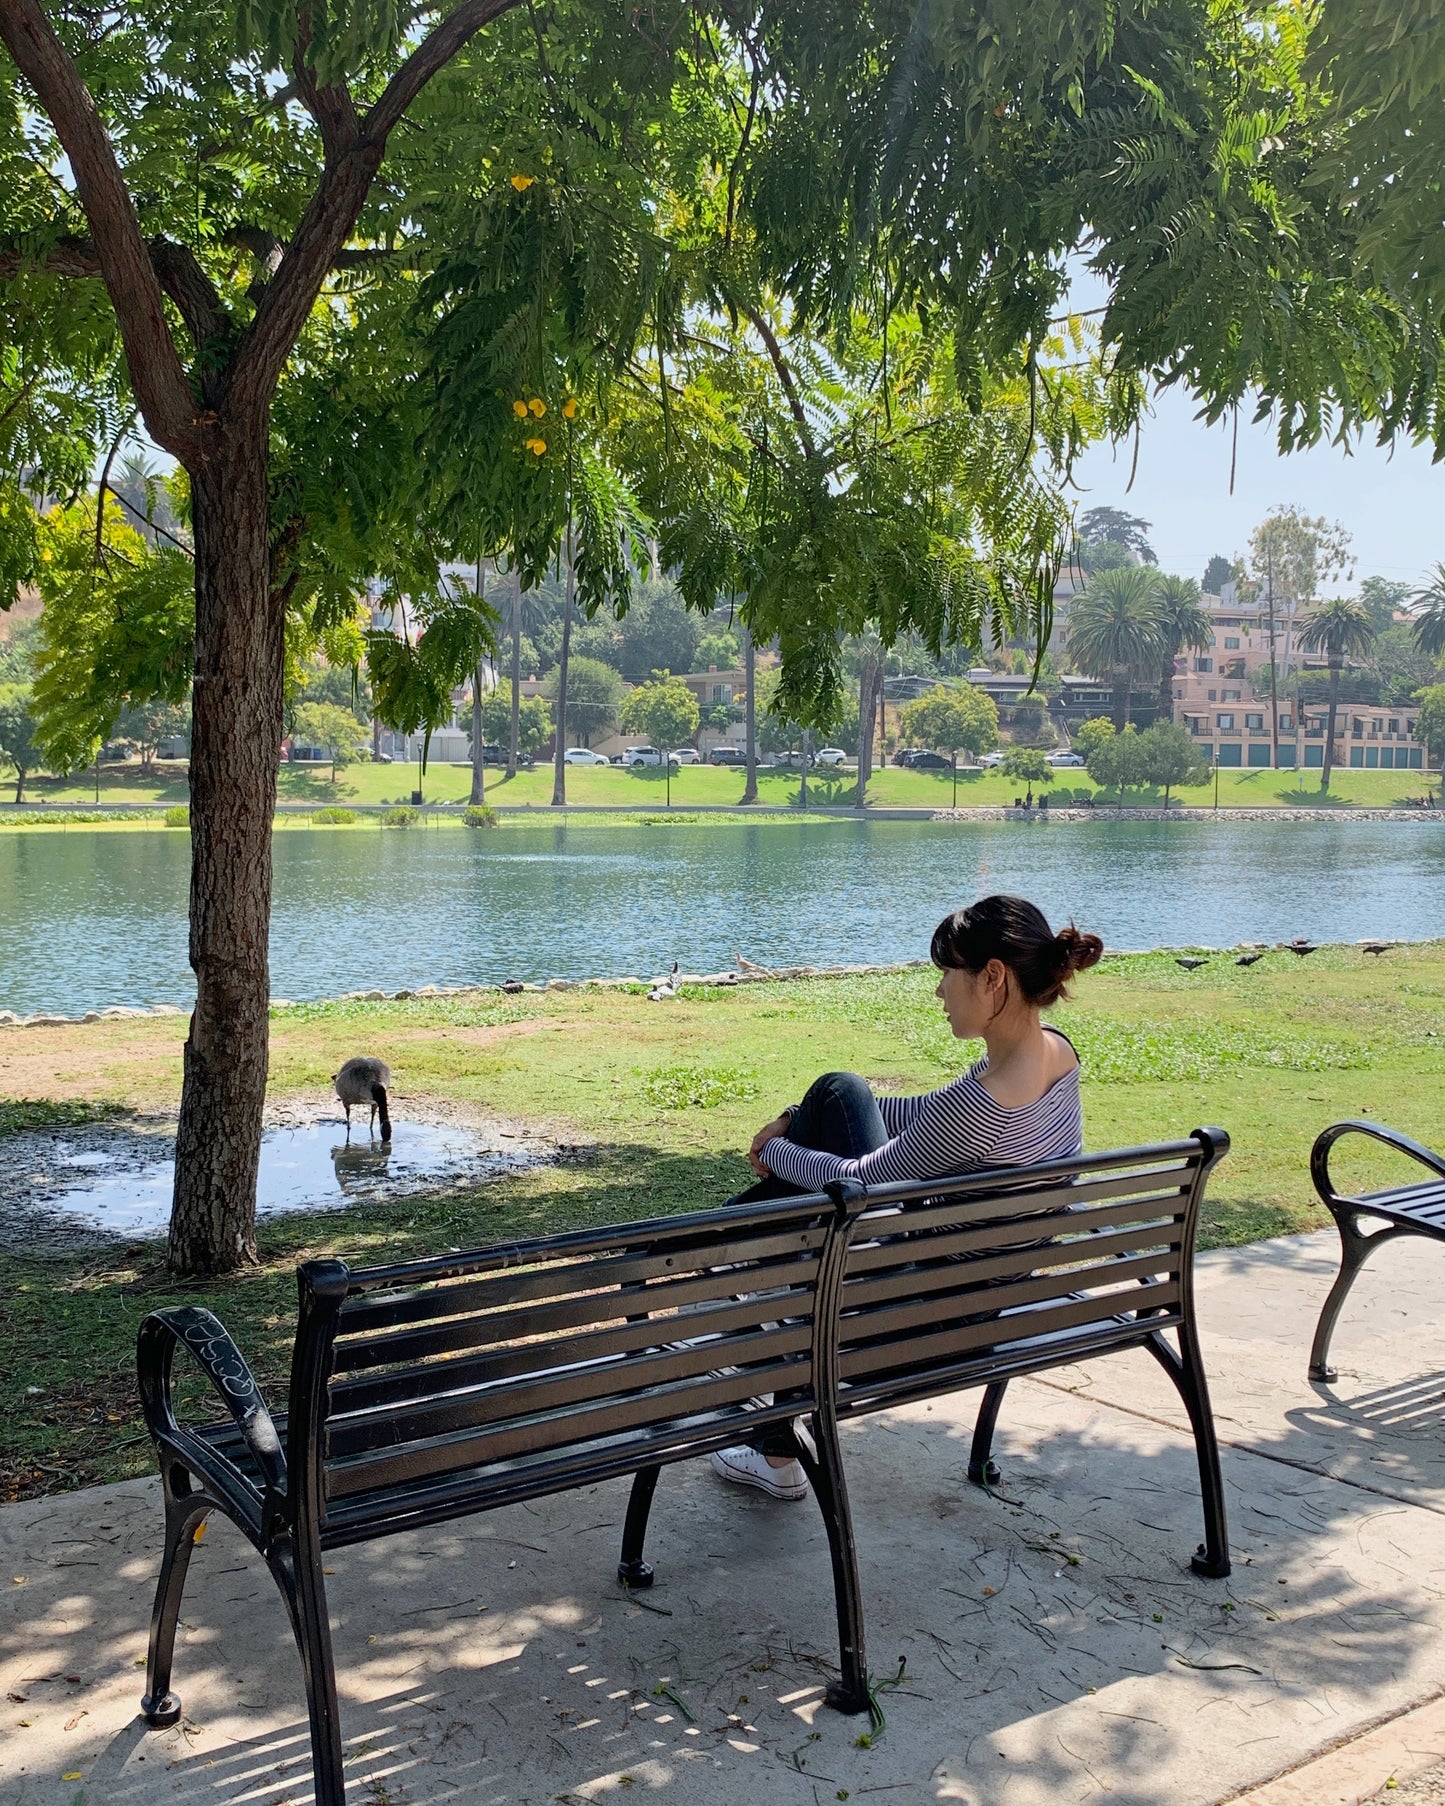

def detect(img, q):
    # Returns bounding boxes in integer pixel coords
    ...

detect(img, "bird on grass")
[1286,940,1318,957]
[1236,952,1266,968]
[1361,941,1393,957]
[735,951,775,976]
[333,1056,392,1143]
[1175,957,1209,972]
[647,962,680,1002]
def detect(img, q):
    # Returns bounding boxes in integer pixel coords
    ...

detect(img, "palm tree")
[1153,574,1213,726]
[1300,597,1377,792]
[1066,566,1166,730]
[1411,564,1445,659]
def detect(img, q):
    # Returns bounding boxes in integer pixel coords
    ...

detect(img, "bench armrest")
[137,1306,287,1497]
[1311,1120,1445,1210]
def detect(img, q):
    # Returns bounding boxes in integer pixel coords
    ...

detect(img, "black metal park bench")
[136,1130,1230,1805]
[1309,1119,1445,1380]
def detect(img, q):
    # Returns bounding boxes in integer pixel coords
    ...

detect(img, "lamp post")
[952,750,958,809]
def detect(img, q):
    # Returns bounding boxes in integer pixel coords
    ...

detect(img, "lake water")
[2,817,1444,1017]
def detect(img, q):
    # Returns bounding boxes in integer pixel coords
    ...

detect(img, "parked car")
[899,749,952,771]
[477,742,505,765]
[563,746,610,765]
[1047,750,1085,767]
[708,745,745,765]
[627,746,663,767]
[815,746,849,766]
[670,747,701,765]
[979,752,1007,767]
[773,749,809,768]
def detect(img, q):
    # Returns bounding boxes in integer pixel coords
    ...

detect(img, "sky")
[1067,385,1445,595]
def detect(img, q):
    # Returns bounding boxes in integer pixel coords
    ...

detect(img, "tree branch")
[230,0,522,423]
[742,303,816,459]
[0,0,209,462]
[292,13,361,164]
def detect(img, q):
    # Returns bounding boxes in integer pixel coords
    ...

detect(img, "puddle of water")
[4,1117,537,1246]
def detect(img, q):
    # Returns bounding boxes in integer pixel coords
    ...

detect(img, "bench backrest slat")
[309,1196,843,1516]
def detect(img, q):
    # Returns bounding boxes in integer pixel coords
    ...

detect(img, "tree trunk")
[856,653,880,806]
[1321,658,1339,793]
[1113,671,1129,732]
[168,450,281,1276]
[469,659,486,805]
[13,768,24,804]
[469,557,486,805]
[507,567,520,781]
[741,621,758,803]
[1159,649,1176,727]
[550,540,574,807]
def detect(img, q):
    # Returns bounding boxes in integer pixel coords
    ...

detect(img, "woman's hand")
[748,1110,793,1176]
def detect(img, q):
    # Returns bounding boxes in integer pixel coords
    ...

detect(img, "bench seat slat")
[838,1279,1180,1384]
[843,1220,1181,1310]
[844,1194,1184,1281]
[339,1220,830,1350]
[328,1256,819,1412]
[332,1230,827,1371]
[326,1320,813,1459]
[324,1355,814,1499]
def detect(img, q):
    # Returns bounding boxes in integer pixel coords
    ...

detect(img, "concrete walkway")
[4,1228,1445,1806]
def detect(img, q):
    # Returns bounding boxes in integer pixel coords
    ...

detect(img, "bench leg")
[1310,1211,1406,1382]
[967,1381,1008,1487]
[618,1465,661,1587]
[1146,1329,1230,1579]
[794,1418,869,1716]
[140,1460,210,1727]
[270,1541,346,1806]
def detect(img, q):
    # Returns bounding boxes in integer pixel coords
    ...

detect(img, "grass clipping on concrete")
[3,940,1441,1500]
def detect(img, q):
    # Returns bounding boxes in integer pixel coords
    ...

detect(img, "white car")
[815,746,849,766]
[979,752,1007,767]
[669,747,701,765]
[1047,751,1086,767]
[563,747,610,765]
[627,747,663,767]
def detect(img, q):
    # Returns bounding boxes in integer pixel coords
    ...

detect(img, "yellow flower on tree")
[510,174,535,191]
[512,399,529,418]
[525,437,547,456]
[528,397,546,417]
[561,397,578,419]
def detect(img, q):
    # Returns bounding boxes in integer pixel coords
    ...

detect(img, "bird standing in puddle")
[334,1056,393,1142]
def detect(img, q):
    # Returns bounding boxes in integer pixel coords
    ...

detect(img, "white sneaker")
[710,1445,809,1501]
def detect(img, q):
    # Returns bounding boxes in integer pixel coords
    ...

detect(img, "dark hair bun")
[1055,924,1104,976]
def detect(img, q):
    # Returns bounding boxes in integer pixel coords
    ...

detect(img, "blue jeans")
[728,1072,886,1456]
[728,1071,888,1206]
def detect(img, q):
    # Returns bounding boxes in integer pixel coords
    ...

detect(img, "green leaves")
[366,583,499,767]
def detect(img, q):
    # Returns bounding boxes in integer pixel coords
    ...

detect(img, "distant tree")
[1085,723,1146,802]
[543,656,623,748]
[1359,576,1410,635]
[0,618,38,683]
[1080,507,1157,565]
[1066,568,1166,729]
[478,690,550,756]
[1078,536,1135,578]
[291,702,370,781]
[1300,598,1377,792]
[1137,721,1210,807]
[897,686,1000,759]
[695,629,741,670]
[1002,747,1052,788]
[1372,625,1442,707]
[1202,555,1233,595]
[1414,686,1445,800]
[1411,565,1445,660]
[615,582,704,680]
[1250,507,1355,765]
[0,684,41,802]
[1072,717,1117,762]
[296,662,372,725]
[620,672,701,752]
[1154,575,1214,724]
[115,698,191,767]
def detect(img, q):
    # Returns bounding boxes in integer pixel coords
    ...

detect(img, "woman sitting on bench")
[713,892,1103,1501]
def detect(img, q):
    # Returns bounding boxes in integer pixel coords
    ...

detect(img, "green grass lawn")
[12,755,1442,812]
[3,940,1442,1500]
